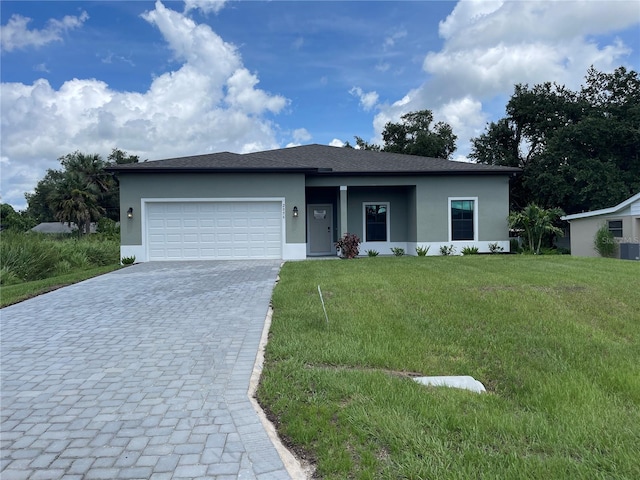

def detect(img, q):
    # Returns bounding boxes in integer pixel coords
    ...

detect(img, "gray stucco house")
[106,144,520,262]
[561,192,640,259]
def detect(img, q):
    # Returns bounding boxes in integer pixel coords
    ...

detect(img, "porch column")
[339,185,348,236]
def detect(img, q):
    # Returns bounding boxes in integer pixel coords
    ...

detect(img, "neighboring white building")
[561,193,640,259]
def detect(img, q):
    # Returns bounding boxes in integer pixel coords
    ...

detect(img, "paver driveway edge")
[1,261,294,480]
[249,305,313,480]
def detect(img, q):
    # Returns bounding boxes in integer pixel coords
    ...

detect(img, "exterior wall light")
[292,206,299,217]
[127,207,133,219]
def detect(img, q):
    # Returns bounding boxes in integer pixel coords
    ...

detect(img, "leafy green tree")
[509,204,564,254]
[353,136,381,151]
[0,204,36,231]
[25,169,66,222]
[348,110,457,159]
[471,66,640,214]
[382,110,457,159]
[26,148,138,226]
[107,148,140,165]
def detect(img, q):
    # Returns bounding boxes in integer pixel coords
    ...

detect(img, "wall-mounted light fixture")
[292,206,299,217]
[127,207,133,219]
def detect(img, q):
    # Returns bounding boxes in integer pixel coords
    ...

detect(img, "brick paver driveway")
[1,260,291,480]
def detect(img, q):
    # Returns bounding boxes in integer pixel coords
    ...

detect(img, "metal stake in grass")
[318,285,329,326]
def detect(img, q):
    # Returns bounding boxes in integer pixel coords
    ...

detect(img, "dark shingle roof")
[106,144,520,176]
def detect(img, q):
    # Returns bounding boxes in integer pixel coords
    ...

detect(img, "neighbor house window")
[364,203,389,242]
[450,198,476,241]
[608,220,623,238]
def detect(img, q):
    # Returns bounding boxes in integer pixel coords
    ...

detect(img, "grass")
[0,265,123,307]
[0,230,121,307]
[258,256,640,479]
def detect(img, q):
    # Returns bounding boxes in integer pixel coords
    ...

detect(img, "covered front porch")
[304,185,416,257]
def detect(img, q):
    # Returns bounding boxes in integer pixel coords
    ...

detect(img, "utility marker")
[318,285,329,326]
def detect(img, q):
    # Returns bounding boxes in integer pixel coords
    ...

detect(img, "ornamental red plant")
[335,233,361,259]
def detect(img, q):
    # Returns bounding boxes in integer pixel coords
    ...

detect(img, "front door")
[307,204,333,255]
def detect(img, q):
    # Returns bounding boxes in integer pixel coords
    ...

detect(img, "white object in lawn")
[414,375,486,393]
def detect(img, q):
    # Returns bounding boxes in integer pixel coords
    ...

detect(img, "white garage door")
[147,201,282,260]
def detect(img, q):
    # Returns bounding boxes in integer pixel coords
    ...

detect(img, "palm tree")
[49,174,105,235]
[509,203,564,254]
[60,152,113,193]
[56,152,116,224]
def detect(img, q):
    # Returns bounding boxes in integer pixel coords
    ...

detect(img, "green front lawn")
[258,256,640,479]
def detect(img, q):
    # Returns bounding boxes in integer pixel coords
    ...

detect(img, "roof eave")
[561,192,640,220]
[309,169,521,176]
[105,167,317,174]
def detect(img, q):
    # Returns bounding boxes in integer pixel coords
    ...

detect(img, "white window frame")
[448,197,478,242]
[607,219,623,238]
[362,202,391,243]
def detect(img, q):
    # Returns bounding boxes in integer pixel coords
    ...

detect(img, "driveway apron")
[1,260,291,480]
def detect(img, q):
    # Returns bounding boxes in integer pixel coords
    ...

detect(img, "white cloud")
[383,28,407,50]
[349,86,379,111]
[0,11,88,52]
[0,1,290,209]
[100,52,135,67]
[285,129,312,148]
[183,0,227,15]
[434,97,487,163]
[372,0,639,159]
[293,128,312,143]
[329,139,345,147]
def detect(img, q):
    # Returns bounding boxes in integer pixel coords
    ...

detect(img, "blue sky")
[2,0,639,210]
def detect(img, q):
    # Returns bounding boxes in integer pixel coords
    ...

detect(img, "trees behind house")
[25,148,139,234]
[470,66,640,214]
[509,204,564,255]
[0,203,36,231]
[348,109,457,160]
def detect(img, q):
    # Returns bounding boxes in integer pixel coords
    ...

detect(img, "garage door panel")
[233,234,249,242]
[147,201,282,260]
[183,234,198,243]
[165,204,183,214]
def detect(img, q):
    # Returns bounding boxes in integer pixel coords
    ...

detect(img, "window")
[450,199,476,241]
[364,203,388,242]
[608,220,623,238]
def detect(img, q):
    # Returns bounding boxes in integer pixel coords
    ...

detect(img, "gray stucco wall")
[415,175,510,242]
[119,172,511,251]
[118,172,306,246]
[307,174,511,243]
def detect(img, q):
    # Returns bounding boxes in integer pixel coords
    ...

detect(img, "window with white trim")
[608,219,623,238]
[364,203,389,242]
[450,198,476,241]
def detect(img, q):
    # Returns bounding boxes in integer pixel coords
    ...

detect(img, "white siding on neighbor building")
[146,201,282,261]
